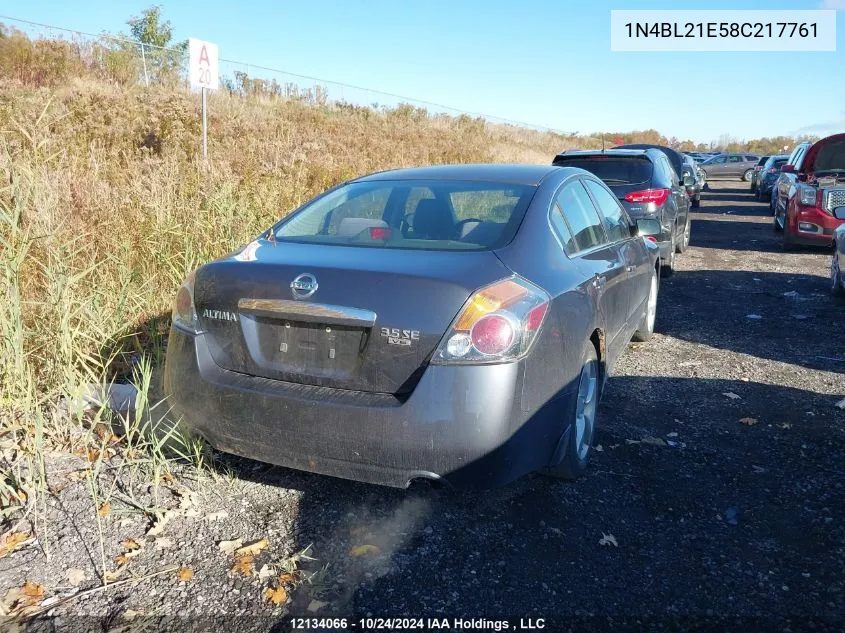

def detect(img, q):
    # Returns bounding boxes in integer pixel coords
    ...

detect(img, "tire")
[773,210,783,233]
[692,195,700,209]
[632,269,658,342]
[832,255,845,297]
[676,219,691,253]
[750,182,757,193]
[661,236,676,277]
[543,342,600,480]
[782,224,794,251]
[742,169,754,182]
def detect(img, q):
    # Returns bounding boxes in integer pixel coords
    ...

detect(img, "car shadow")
[207,374,844,624]
[657,269,843,374]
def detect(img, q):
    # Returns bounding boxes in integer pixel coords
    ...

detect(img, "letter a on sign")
[188,37,219,91]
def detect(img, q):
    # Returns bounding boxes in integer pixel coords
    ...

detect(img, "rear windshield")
[769,158,788,169]
[553,156,652,185]
[272,180,535,251]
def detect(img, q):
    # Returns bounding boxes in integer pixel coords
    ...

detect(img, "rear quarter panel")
[494,174,604,410]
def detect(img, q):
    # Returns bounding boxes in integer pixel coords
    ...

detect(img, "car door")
[707,155,728,176]
[552,179,630,371]
[582,177,652,340]
[726,155,745,177]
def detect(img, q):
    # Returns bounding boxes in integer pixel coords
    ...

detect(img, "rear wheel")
[832,256,845,297]
[773,209,784,233]
[782,223,794,251]
[676,219,691,253]
[632,269,658,342]
[692,194,701,208]
[543,342,600,480]
[661,235,676,277]
[743,169,754,182]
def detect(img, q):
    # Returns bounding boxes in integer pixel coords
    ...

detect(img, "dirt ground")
[3,180,844,632]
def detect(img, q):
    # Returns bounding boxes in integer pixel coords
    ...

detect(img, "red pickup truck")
[773,133,845,249]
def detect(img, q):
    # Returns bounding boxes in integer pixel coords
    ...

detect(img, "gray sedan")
[164,164,661,488]
[699,153,760,181]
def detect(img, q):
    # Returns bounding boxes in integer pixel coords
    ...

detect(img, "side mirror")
[834,207,845,220]
[781,164,795,173]
[683,175,694,186]
[635,218,662,238]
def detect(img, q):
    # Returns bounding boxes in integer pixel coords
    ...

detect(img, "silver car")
[699,153,760,181]
[832,222,845,297]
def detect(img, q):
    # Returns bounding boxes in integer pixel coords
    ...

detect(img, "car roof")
[354,164,559,186]
[555,148,650,157]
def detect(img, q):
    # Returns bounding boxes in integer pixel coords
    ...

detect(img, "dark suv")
[553,149,691,276]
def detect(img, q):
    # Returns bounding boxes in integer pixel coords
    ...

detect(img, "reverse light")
[624,188,670,206]
[797,185,821,208]
[433,276,550,363]
[172,270,199,332]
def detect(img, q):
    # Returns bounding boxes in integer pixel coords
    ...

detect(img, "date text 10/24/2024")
[290,617,546,631]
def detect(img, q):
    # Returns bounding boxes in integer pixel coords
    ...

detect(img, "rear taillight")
[623,188,670,205]
[755,166,764,171]
[433,276,550,363]
[369,227,392,240]
[644,235,658,244]
[172,270,198,332]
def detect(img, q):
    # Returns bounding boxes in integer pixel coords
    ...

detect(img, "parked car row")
[165,163,665,489]
[739,133,845,294]
[552,146,692,277]
[697,152,761,182]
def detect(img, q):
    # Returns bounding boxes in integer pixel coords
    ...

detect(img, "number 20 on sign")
[188,38,219,158]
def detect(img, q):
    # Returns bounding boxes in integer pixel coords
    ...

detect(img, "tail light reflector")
[434,276,550,363]
[624,188,670,205]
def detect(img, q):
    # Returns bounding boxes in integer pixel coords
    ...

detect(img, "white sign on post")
[188,38,218,158]
[188,37,219,91]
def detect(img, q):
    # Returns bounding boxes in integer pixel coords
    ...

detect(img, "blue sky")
[4,0,844,143]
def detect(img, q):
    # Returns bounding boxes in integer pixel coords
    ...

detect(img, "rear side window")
[728,155,743,163]
[549,199,577,255]
[756,157,768,166]
[584,179,631,243]
[553,156,652,185]
[557,181,607,252]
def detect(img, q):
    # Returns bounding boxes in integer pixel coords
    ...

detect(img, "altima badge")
[290,273,318,300]
[202,308,238,322]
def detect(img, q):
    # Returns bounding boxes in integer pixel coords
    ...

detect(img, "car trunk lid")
[193,240,512,394]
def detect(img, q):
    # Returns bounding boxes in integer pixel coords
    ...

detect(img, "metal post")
[140,43,149,86]
[201,87,208,159]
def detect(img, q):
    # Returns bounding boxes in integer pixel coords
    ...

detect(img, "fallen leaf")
[594,444,603,452]
[0,531,30,559]
[122,609,143,620]
[779,422,792,429]
[739,417,758,426]
[86,449,101,463]
[176,567,194,582]
[666,432,679,438]
[155,537,173,549]
[277,572,301,585]
[349,544,380,557]
[218,538,243,555]
[103,568,124,583]
[120,539,141,551]
[263,586,288,605]
[21,581,44,601]
[97,502,111,517]
[257,564,275,580]
[235,538,270,557]
[641,437,666,447]
[114,554,130,566]
[65,568,85,587]
[307,599,328,612]
[146,510,177,537]
[205,510,228,522]
[598,533,618,547]
[722,392,741,400]
[836,398,845,411]
[231,555,255,577]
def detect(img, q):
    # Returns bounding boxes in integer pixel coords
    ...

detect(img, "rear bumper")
[164,327,575,488]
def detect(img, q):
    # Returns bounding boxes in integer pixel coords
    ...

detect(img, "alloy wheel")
[574,358,598,460]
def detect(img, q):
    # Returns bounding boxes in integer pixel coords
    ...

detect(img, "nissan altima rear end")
[164,165,660,488]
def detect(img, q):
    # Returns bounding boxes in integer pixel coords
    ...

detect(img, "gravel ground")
[3,181,844,632]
